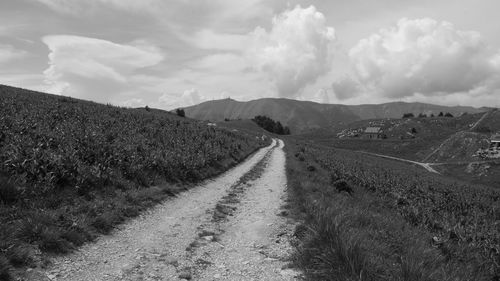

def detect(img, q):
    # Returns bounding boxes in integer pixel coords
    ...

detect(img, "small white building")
[489,134,500,151]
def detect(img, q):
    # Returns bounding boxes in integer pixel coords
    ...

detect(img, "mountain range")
[184,98,489,133]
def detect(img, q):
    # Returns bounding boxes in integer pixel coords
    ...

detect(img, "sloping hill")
[304,113,486,161]
[184,98,487,133]
[0,84,268,279]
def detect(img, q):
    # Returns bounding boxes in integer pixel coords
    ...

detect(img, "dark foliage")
[252,115,291,135]
[445,112,454,117]
[0,255,11,281]
[332,179,353,194]
[402,113,414,118]
[176,108,185,117]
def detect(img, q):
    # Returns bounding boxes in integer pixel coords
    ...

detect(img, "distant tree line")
[252,115,291,135]
[402,111,454,118]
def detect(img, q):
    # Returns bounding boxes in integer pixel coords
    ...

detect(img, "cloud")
[312,88,330,104]
[0,44,28,63]
[185,29,249,51]
[35,0,160,15]
[159,88,203,109]
[332,76,361,100]
[249,5,336,98]
[121,98,144,108]
[42,35,164,102]
[344,18,500,99]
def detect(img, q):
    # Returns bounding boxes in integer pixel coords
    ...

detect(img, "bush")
[402,113,414,118]
[176,108,185,117]
[333,179,353,194]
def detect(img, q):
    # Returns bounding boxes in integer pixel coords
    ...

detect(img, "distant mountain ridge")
[184,98,488,133]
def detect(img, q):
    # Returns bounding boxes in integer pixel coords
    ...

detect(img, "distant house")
[489,134,500,151]
[363,127,384,139]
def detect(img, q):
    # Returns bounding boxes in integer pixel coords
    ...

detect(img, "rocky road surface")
[27,139,301,281]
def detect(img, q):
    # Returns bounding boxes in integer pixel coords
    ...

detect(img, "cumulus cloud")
[249,5,336,98]
[344,18,500,99]
[42,35,163,102]
[159,88,203,109]
[311,88,330,104]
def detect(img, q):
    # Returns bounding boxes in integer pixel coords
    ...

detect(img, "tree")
[402,113,414,118]
[418,113,427,118]
[430,113,435,117]
[176,108,185,117]
[252,115,290,135]
[438,112,444,117]
[411,127,417,134]
[145,105,150,112]
[444,112,454,117]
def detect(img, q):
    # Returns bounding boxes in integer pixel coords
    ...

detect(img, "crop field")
[284,138,499,280]
[0,85,268,277]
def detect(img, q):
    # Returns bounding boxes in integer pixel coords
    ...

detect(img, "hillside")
[184,98,487,133]
[300,113,485,161]
[284,139,500,280]
[0,85,268,279]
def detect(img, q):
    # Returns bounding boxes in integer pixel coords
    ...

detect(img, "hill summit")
[184,98,488,133]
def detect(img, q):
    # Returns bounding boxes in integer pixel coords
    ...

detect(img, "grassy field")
[300,113,490,162]
[0,85,269,279]
[284,138,499,281]
[433,161,500,187]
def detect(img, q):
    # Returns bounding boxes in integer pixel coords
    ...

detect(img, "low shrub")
[333,179,353,194]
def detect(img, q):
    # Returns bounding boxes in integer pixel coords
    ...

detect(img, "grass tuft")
[0,255,12,281]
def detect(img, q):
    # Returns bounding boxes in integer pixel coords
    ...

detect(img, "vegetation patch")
[252,115,291,135]
[284,137,499,280]
[0,85,269,277]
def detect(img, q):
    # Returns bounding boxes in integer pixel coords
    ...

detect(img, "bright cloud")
[42,35,163,102]
[249,5,336,98]
[342,18,500,100]
[159,88,203,109]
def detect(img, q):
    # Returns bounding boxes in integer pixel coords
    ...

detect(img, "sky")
[1,0,500,109]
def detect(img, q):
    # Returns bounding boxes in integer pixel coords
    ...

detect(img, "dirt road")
[358,151,440,174]
[33,139,300,281]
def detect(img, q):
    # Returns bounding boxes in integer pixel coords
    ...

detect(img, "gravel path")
[28,138,300,281]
